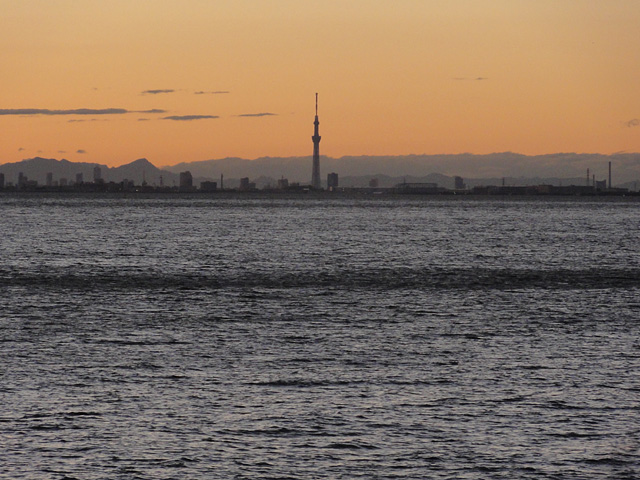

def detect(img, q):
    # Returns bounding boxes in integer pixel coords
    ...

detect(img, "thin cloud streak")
[163,115,219,121]
[141,89,175,95]
[0,108,128,115]
[236,112,277,117]
[0,108,166,116]
[625,119,639,128]
[194,91,230,95]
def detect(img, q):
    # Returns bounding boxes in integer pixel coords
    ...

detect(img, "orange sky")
[1,0,639,167]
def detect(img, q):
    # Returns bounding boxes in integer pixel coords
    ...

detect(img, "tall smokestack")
[587,168,590,187]
[609,161,612,189]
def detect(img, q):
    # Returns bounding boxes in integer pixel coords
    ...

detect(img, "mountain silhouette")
[2,152,639,189]
[0,157,178,186]
[161,153,639,188]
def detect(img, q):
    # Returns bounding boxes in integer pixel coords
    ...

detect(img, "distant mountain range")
[0,157,179,187]
[164,152,640,189]
[2,152,639,190]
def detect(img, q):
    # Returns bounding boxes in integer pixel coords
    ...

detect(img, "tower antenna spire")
[311,93,322,189]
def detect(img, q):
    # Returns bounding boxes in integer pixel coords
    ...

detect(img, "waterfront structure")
[239,177,256,191]
[277,177,289,189]
[454,176,466,190]
[200,181,217,192]
[179,171,193,189]
[327,172,339,190]
[76,173,83,184]
[393,182,441,194]
[311,93,321,189]
[0,173,4,188]
[93,166,102,182]
[46,172,53,187]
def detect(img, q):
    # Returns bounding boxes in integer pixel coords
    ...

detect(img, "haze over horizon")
[2,1,639,169]
[4,152,640,189]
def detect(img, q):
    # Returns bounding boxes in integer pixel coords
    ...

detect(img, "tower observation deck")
[311,93,321,189]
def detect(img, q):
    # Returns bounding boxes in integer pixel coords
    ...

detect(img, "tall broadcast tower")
[311,93,321,189]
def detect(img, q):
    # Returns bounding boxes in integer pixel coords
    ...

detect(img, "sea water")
[1,193,639,479]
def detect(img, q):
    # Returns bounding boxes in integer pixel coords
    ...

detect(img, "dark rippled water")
[1,193,639,479]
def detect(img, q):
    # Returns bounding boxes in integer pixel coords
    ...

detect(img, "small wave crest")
[1,266,639,291]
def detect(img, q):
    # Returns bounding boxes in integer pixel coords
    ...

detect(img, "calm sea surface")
[1,193,639,479]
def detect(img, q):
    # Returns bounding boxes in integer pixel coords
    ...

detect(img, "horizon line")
[2,150,640,169]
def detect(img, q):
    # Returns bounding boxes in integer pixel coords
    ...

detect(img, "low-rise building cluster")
[0,170,634,196]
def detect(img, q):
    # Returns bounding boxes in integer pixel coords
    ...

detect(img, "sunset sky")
[2,1,639,167]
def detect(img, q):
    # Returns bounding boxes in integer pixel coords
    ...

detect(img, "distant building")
[454,176,466,190]
[0,173,4,188]
[46,172,53,187]
[59,177,68,187]
[76,173,84,184]
[369,178,379,188]
[595,179,606,190]
[93,166,102,183]
[239,177,257,190]
[16,172,37,189]
[393,182,440,194]
[327,172,339,190]
[200,181,217,192]
[179,171,193,189]
[277,177,289,189]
